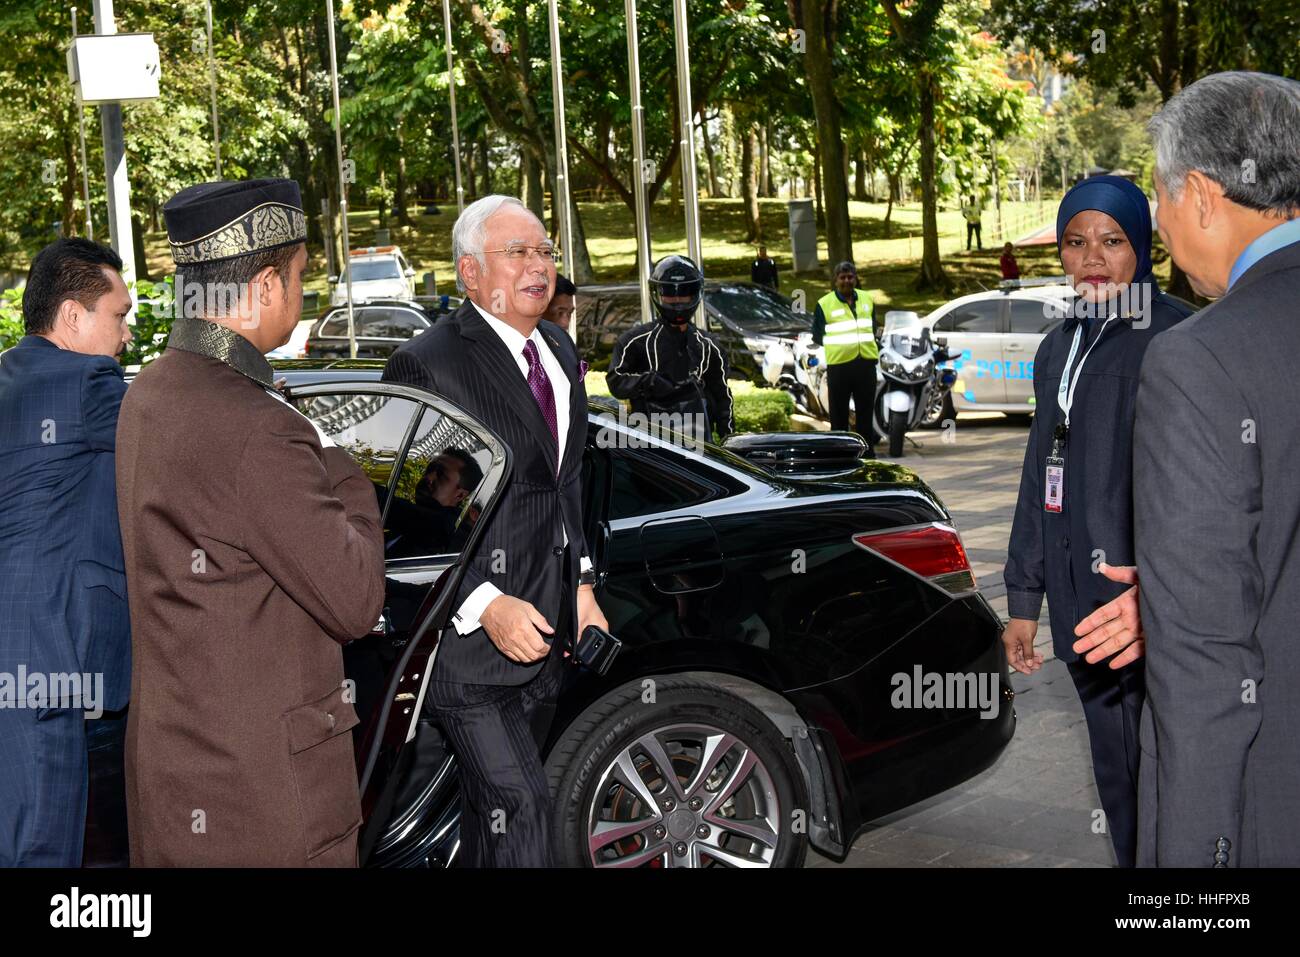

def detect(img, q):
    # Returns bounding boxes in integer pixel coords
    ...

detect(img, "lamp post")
[442,0,465,216]
[323,0,356,359]
[671,0,703,322]
[546,0,576,338]
[623,0,652,321]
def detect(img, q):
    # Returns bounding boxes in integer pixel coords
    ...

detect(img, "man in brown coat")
[115,179,386,866]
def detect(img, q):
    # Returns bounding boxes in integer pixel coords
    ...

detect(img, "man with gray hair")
[1132,71,1300,866]
[382,195,607,866]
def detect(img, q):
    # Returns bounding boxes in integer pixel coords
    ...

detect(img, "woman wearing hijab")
[1002,175,1194,867]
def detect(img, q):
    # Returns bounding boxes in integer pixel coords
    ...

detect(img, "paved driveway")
[806,413,1116,868]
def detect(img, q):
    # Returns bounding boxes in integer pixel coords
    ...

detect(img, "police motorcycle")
[761,334,831,420]
[871,311,957,457]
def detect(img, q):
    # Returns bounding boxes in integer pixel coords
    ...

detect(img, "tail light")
[852,523,977,595]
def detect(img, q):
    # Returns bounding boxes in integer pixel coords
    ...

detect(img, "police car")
[921,277,1076,422]
[329,245,417,306]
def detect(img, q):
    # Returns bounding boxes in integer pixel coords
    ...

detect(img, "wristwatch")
[578,568,599,587]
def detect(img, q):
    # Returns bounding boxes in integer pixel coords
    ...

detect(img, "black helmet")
[649,255,703,324]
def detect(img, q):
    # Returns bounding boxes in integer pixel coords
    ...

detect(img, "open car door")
[289,381,511,867]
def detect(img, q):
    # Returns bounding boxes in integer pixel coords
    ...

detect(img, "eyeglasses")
[483,242,559,263]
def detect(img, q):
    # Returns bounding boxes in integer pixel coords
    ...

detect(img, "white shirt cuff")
[580,556,593,574]
[452,581,503,636]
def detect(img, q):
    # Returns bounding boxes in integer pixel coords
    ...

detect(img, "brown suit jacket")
[116,335,385,867]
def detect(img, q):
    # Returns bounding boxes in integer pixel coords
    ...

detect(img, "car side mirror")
[405,267,415,277]
[327,275,338,284]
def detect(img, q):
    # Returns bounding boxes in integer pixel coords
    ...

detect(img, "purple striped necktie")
[522,338,559,450]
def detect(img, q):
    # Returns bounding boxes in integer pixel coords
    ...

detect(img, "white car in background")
[329,245,417,306]
[921,278,1076,423]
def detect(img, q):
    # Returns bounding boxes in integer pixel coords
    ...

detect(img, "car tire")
[544,677,809,868]
[888,409,908,457]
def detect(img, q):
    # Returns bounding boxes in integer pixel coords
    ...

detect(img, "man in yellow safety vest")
[812,261,878,455]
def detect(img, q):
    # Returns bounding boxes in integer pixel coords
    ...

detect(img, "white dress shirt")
[452,300,591,636]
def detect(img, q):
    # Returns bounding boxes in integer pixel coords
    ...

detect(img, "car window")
[320,308,427,338]
[600,298,643,336]
[607,448,717,521]
[706,285,810,334]
[364,309,427,338]
[1008,299,1065,335]
[291,393,422,516]
[345,260,402,282]
[384,404,493,560]
[934,299,1002,333]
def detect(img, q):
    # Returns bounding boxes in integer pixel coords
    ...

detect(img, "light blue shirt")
[1228,216,1300,291]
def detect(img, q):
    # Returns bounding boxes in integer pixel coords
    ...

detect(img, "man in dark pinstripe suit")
[382,195,607,867]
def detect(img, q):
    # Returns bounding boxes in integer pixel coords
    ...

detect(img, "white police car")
[329,245,417,306]
[922,278,1075,422]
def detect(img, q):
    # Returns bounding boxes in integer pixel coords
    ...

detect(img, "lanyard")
[1056,315,1116,430]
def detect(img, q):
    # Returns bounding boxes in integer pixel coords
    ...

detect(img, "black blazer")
[382,300,588,685]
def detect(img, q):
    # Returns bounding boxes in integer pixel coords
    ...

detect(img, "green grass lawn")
[131,193,1174,319]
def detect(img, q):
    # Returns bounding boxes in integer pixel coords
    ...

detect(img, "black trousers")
[827,356,878,450]
[966,222,982,249]
[1067,658,1144,867]
[430,605,570,868]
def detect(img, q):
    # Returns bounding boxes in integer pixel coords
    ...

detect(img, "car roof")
[921,284,1076,322]
[347,246,405,260]
[573,280,774,295]
[319,301,425,314]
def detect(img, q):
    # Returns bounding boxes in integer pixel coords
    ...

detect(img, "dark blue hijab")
[1056,175,1154,285]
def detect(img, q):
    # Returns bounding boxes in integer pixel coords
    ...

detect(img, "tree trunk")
[480,135,491,195]
[521,149,545,221]
[884,171,899,238]
[913,69,949,292]
[566,197,594,284]
[800,0,853,265]
[700,116,721,197]
[131,214,150,282]
[854,148,868,201]
[742,127,760,243]
[813,137,825,229]
[541,144,593,284]
[394,128,413,227]
[759,123,771,198]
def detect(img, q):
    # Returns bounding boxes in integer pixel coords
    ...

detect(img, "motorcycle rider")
[607,255,734,443]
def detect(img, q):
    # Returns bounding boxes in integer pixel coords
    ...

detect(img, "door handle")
[1005,343,1024,352]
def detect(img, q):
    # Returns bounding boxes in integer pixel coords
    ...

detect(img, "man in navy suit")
[0,237,134,866]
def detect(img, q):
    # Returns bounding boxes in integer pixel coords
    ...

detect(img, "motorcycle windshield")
[882,315,931,360]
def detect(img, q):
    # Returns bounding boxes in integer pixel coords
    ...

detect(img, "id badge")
[1044,455,1065,513]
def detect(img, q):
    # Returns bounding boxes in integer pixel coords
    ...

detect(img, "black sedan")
[575,281,811,384]
[86,361,1013,868]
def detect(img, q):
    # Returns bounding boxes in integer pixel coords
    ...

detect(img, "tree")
[792,0,853,265]
[878,0,949,291]
[991,0,1300,298]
